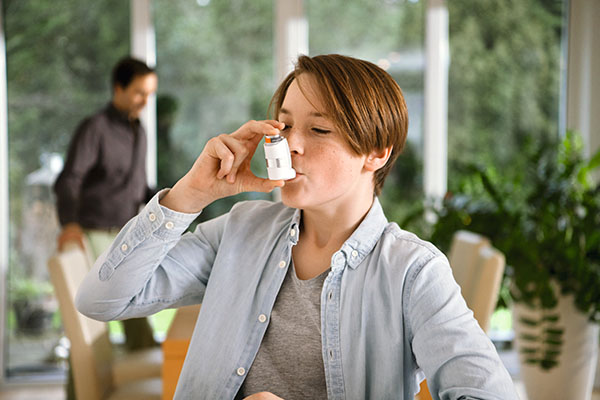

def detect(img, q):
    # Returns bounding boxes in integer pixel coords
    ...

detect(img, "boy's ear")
[364,146,393,172]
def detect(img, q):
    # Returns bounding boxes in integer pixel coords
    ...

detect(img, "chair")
[48,247,162,400]
[448,230,505,332]
[415,230,506,400]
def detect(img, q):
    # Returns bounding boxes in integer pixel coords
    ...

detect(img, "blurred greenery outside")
[3,0,564,373]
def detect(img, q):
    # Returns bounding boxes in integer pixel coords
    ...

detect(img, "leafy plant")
[9,272,54,335]
[403,132,600,370]
[9,272,53,303]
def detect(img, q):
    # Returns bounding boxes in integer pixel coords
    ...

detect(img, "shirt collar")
[286,197,388,270]
[340,197,388,269]
[106,102,140,126]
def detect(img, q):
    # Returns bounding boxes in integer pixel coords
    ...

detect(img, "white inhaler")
[264,135,296,180]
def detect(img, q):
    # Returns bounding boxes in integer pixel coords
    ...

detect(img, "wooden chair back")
[48,247,114,400]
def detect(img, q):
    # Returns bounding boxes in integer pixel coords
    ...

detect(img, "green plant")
[10,276,53,303]
[9,261,53,299]
[403,132,600,370]
[9,274,54,335]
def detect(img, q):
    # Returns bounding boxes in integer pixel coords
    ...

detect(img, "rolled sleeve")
[99,189,200,281]
[76,189,203,321]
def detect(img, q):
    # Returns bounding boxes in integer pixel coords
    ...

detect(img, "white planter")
[513,294,599,400]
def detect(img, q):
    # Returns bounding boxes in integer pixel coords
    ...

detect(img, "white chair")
[448,230,505,332]
[48,247,162,400]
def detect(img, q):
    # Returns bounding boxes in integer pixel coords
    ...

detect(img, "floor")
[0,384,64,400]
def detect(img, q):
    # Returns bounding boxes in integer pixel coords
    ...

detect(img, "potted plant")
[403,132,600,399]
[9,273,55,335]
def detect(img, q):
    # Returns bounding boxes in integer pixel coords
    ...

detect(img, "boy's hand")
[160,120,285,213]
[243,392,284,400]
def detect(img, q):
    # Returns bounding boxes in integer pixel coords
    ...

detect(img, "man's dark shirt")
[54,103,153,230]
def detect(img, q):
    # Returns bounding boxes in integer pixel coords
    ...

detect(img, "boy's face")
[278,75,375,212]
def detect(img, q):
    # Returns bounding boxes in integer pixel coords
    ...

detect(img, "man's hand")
[57,223,85,251]
[160,120,286,213]
[243,392,284,400]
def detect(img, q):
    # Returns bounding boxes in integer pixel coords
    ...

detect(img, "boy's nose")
[286,129,302,154]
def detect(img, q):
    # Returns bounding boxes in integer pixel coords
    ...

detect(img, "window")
[0,0,570,381]
[446,1,565,194]
[3,0,129,379]
[153,0,275,222]
[307,0,426,223]
[445,0,566,336]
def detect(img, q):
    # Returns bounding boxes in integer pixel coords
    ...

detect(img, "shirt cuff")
[98,190,202,281]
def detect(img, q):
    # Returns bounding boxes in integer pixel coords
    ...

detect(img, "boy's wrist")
[159,180,213,214]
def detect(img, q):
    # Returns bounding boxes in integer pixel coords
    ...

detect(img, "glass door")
[3,0,129,380]
[153,0,275,222]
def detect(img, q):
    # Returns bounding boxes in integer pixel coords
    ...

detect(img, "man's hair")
[269,54,409,196]
[111,57,155,90]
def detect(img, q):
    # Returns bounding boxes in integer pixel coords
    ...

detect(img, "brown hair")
[269,54,409,196]
[111,57,155,90]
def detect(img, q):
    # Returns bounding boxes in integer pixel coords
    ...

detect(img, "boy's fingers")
[219,134,250,170]
[210,139,234,179]
[243,177,285,193]
[232,120,282,140]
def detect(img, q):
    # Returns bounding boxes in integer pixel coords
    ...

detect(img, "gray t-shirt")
[239,263,329,399]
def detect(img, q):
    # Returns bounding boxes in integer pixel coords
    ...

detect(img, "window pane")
[447,1,565,192]
[154,0,274,222]
[306,0,425,223]
[3,0,129,379]
[445,1,566,338]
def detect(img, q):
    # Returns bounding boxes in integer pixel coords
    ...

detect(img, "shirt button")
[148,213,156,222]
[328,291,333,300]
[237,367,245,376]
[351,250,358,258]
[121,243,128,252]
[258,314,267,323]
[290,229,296,237]
[278,260,286,269]
[329,349,334,359]
[165,221,174,230]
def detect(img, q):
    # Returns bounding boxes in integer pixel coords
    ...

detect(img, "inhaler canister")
[264,135,296,180]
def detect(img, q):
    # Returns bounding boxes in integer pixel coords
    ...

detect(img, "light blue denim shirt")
[76,191,518,400]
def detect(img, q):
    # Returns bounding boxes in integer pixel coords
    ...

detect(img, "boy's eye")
[313,128,331,135]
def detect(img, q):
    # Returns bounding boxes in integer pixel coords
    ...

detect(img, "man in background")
[54,56,158,350]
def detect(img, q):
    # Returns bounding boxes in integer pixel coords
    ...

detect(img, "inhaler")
[264,135,296,180]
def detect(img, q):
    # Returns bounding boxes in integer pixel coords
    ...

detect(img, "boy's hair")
[111,57,155,90]
[269,54,408,196]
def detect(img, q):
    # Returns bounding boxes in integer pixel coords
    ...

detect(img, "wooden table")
[415,380,432,400]
[162,304,201,400]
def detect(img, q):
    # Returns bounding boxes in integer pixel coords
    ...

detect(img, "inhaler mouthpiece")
[264,135,296,180]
